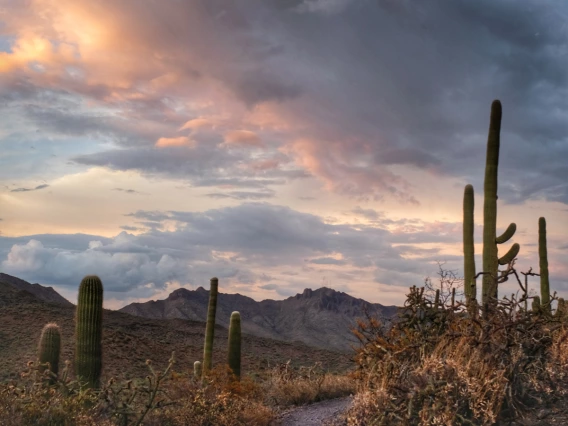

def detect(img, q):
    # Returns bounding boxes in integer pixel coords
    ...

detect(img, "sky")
[1,0,567,310]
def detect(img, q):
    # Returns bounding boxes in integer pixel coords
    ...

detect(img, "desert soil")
[274,396,352,426]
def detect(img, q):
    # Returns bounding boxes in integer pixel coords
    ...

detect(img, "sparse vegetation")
[0,356,353,425]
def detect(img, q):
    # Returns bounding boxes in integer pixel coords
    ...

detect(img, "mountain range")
[0,273,353,381]
[119,286,398,352]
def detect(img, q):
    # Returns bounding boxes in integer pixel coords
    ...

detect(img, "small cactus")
[539,217,550,313]
[203,277,219,374]
[228,311,241,380]
[38,323,61,384]
[194,361,202,380]
[75,275,104,389]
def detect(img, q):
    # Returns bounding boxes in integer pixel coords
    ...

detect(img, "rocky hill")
[120,286,398,352]
[0,276,352,382]
[0,273,72,307]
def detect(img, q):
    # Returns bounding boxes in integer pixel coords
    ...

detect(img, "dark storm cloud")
[2,0,568,204]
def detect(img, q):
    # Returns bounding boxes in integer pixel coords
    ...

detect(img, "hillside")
[0,277,352,382]
[0,273,72,307]
[120,286,398,352]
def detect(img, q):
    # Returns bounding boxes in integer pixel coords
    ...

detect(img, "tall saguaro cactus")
[481,100,520,315]
[463,184,477,314]
[539,217,550,312]
[38,323,61,383]
[228,311,241,380]
[202,277,219,374]
[75,275,104,389]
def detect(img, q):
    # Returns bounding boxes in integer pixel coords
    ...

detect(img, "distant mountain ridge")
[0,273,73,307]
[0,274,352,381]
[120,286,398,352]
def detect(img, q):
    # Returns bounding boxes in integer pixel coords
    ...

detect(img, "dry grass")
[346,284,568,425]
[0,354,353,425]
[263,361,355,407]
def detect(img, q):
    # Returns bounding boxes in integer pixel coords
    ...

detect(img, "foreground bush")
[0,353,353,425]
[347,283,568,425]
[0,355,275,426]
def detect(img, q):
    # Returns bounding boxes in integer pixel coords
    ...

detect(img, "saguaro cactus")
[194,361,202,380]
[539,217,550,313]
[228,311,241,380]
[75,275,104,389]
[463,184,477,314]
[38,323,61,383]
[481,100,520,316]
[202,277,219,374]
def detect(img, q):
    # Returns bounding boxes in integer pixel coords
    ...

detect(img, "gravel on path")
[274,396,353,426]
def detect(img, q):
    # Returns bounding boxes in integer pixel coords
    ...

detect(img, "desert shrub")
[347,283,568,425]
[143,365,274,426]
[264,361,355,407]
[0,356,275,426]
[0,361,109,426]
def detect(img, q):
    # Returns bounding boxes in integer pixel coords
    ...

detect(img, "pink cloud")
[155,136,194,148]
[224,130,263,147]
[0,0,422,204]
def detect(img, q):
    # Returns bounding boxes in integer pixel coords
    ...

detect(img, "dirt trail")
[274,396,352,426]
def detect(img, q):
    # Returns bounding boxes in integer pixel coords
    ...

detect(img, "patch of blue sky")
[0,35,15,53]
[0,132,110,181]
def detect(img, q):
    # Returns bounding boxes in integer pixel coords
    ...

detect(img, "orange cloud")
[224,130,263,147]
[179,117,223,131]
[155,136,194,148]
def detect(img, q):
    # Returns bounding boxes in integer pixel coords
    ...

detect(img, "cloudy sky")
[1,0,567,309]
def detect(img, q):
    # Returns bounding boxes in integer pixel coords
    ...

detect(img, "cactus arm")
[539,217,550,311]
[202,277,219,374]
[227,311,241,380]
[496,223,516,244]
[75,275,104,389]
[498,243,520,266]
[482,100,502,311]
[463,184,476,312]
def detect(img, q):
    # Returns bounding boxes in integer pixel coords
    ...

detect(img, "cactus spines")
[194,361,202,380]
[38,323,61,383]
[463,184,477,313]
[481,100,519,316]
[228,311,241,380]
[539,217,550,313]
[75,275,103,389]
[203,277,219,374]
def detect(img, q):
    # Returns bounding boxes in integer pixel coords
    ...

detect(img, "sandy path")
[274,396,352,426]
